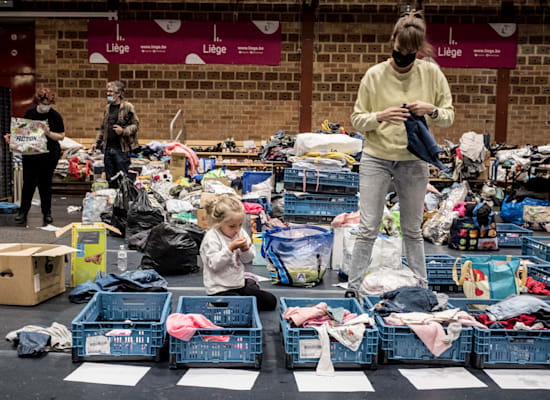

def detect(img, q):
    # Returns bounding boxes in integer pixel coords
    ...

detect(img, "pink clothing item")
[303,316,333,327]
[166,313,229,342]
[384,315,451,356]
[243,202,264,214]
[283,302,328,327]
[453,202,472,218]
[409,322,451,356]
[303,312,358,327]
[342,312,358,323]
[331,212,360,228]
[384,309,487,357]
[165,143,199,176]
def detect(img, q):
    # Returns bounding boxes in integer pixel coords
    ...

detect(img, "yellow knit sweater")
[351,59,454,161]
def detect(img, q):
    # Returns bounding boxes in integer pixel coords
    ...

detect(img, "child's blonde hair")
[204,193,245,226]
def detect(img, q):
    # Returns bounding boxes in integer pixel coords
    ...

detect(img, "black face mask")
[392,49,416,68]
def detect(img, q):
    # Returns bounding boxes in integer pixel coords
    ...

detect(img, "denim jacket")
[404,114,450,172]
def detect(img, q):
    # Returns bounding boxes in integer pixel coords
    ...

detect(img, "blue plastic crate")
[364,296,472,364]
[522,236,550,262]
[284,193,358,217]
[0,202,19,214]
[71,292,172,362]
[403,254,461,292]
[169,296,263,368]
[280,297,378,369]
[497,223,533,247]
[449,298,550,368]
[242,171,272,194]
[283,169,359,194]
[528,264,550,285]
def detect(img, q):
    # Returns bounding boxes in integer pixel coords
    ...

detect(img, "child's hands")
[229,236,248,252]
[241,240,251,251]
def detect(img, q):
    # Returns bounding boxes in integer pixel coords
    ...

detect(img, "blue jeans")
[104,147,130,188]
[348,154,429,292]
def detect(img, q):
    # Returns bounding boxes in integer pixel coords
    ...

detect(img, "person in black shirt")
[4,88,65,226]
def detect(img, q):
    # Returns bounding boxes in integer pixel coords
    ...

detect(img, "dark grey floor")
[0,196,548,399]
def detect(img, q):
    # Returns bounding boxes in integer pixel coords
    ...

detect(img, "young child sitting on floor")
[200,194,277,311]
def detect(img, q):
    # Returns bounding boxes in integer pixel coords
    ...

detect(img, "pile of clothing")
[494,145,550,184]
[259,130,295,162]
[69,270,168,304]
[282,301,375,376]
[315,120,364,161]
[371,287,486,357]
[526,276,550,295]
[5,322,72,357]
[473,295,550,331]
[134,141,168,161]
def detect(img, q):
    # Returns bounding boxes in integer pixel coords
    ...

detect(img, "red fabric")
[478,313,537,329]
[69,156,82,179]
[526,276,550,295]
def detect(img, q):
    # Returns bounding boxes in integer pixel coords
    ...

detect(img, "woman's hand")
[38,122,51,137]
[406,101,435,117]
[3,133,10,144]
[376,106,410,125]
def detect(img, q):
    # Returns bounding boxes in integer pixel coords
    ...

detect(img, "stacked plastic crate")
[0,87,13,200]
[283,168,359,223]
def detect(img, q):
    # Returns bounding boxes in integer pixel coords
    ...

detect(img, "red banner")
[88,20,281,65]
[427,24,517,68]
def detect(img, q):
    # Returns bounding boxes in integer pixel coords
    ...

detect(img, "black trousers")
[104,147,130,188]
[213,280,277,311]
[20,151,60,216]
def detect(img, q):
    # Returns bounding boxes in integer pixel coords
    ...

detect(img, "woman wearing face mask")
[3,88,65,226]
[92,80,139,188]
[346,12,454,298]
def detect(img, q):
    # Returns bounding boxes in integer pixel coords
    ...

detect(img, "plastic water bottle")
[117,244,127,273]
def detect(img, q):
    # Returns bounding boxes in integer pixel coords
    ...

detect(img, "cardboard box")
[56,223,121,287]
[170,153,187,178]
[197,208,209,230]
[0,243,77,306]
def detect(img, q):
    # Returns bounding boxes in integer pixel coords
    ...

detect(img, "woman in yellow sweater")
[347,12,454,297]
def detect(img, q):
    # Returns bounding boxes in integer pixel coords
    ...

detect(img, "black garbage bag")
[126,189,165,238]
[127,229,151,252]
[140,222,205,275]
[111,174,139,237]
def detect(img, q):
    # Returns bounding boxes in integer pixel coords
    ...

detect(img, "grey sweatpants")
[348,154,429,292]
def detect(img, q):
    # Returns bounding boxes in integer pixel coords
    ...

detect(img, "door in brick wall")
[0,23,35,118]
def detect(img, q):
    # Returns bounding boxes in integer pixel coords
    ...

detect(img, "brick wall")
[35,20,107,141]
[312,3,549,145]
[23,0,550,145]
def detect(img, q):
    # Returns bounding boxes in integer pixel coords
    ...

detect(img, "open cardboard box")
[55,223,121,287]
[0,243,77,306]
